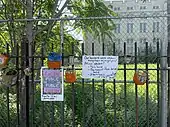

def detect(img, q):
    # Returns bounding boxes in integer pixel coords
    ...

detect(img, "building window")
[114,7,120,11]
[138,0,151,3]
[127,38,133,44]
[115,24,120,33]
[140,23,147,33]
[127,23,134,33]
[127,38,133,55]
[153,38,160,43]
[140,6,146,10]
[115,39,121,50]
[108,5,113,9]
[153,6,159,9]
[153,22,159,32]
[127,7,133,10]
[140,38,147,44]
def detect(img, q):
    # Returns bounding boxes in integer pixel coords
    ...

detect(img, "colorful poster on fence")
[41,67,64,101]
[82,56,118,79]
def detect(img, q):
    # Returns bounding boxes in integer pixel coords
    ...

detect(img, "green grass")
[75,63,159,102]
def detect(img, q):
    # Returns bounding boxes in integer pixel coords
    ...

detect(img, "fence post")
[168,41,170,126]
[60,20,64,127]
[160,40,168,127]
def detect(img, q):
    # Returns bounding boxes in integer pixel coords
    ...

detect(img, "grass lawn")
[75,63,159,101]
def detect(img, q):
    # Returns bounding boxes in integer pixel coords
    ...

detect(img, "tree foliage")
[0,0,116,54]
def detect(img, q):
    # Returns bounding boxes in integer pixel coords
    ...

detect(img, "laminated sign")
[41,67,64,101]
[82,56,118,79]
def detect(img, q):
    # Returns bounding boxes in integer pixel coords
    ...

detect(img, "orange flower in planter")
[65,70,76,83]
[0,54,9,68]
[133,70,147,85]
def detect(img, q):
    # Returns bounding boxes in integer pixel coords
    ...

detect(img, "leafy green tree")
[0,0,116,126]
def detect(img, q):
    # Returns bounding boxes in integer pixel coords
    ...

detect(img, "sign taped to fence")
[82,56,118,79]
[41,67,64,101]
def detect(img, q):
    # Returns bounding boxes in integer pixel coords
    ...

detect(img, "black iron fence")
[0,16,169,127]
[0,41,168,127]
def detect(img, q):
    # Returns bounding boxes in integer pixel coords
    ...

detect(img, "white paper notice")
[41,67,64,101]
[82,56,118,79]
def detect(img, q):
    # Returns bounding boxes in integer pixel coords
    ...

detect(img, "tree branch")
[33,0,69,38]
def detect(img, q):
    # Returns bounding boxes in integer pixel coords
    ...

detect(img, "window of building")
[153,22,160,32]
[140,38,147,45]
[127,38,133,44]
[137,0,151,2]
[108,5,113,9]
[140,6,146,10]
[115,39,121,49]
[140,23,147,33]
[127,7,134,10]
[153,6,159,9]
[127,23,134,33]
[139,38,147,52]
[115,24,120,33]
[127,38,134,55]
[153,38,160,43]
[114,7,120,11]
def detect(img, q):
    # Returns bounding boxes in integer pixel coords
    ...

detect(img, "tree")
[0,0,116,126]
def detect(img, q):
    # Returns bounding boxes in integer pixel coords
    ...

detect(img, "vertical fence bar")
[145,42,149,127]
[124,42,127,127]
[81,43,85,127]
[134,42,138,127]
[71,42,75,127]
[50,102,54,127]
[50,43,54,127]
[157,41,160,126]
[41,41,45,127]
[92,43,95,127]
[160,39,167,127]
[60,20,64,127]
[31,38,35,127]
[6,43,10,127]
[145,42,149,124]
[168,41,170,126]
[16,43,20,127]
[61,42,64,127]
[113,43,117,126]
[25,42,29,127]
[102,43,106,127]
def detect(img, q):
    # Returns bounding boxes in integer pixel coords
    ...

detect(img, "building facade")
[85,0,168,56]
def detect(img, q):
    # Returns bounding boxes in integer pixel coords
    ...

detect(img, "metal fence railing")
[0,15,169,127]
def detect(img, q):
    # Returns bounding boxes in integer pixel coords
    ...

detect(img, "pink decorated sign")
[41,67,64,101]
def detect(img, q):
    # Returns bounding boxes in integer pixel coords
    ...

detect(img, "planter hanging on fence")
[47,52,62,69]
[133,70,147,85]
[0,54,9,68]
[2,69,18,86]
[65,69,76,83]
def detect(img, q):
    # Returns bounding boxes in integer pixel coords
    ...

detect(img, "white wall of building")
[84,0,168,55]
[105,0,167,55]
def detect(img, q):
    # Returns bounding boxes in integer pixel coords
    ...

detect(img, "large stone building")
[85,0,168,56]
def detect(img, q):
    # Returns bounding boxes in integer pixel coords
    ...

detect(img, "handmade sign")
[48,52,62,69]
[82,56,118,79]
[41,67,64,101]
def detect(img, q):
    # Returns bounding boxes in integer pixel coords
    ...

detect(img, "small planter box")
[65,70,76,83]
[2,70,18,86]
[0,54,9,68]
[48,61,61,69]
[48,52,62,69]
[133,70,147,85]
